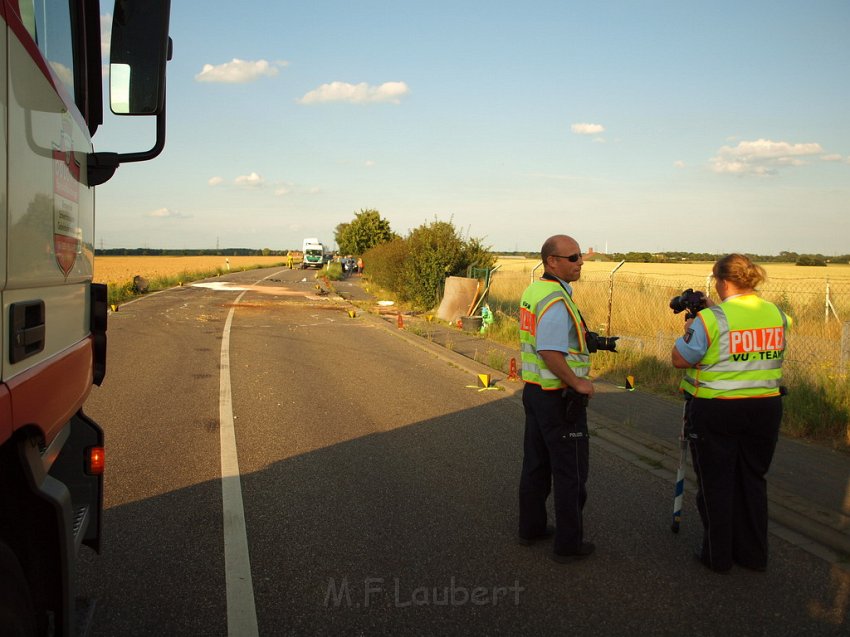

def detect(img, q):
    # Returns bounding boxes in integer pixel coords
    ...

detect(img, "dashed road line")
[218,270,285,636]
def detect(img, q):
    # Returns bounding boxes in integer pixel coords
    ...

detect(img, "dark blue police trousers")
[519,382,589,554]
[687,395,781,571]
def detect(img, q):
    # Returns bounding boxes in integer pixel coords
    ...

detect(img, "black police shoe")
[517,525,555,546]
[693,547,731,573]
[551,542,595,563]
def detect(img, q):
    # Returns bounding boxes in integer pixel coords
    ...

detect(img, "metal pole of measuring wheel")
[671,401,689,533]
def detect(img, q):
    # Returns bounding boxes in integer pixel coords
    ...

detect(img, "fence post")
[841,322,850,374]
[606,260,625,336]
[531,261,543,285]
[825,279,830,324]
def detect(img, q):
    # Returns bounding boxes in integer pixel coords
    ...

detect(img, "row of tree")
[334,209,495,309]
[96,247,286,256]
[604,251,846,266]
[492,250,846,265]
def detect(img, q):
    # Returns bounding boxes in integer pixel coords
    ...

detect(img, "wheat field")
[494,257,850,280]
[93,255,286,286]
[490,257,850,374]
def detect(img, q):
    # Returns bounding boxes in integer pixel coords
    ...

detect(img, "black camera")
[669,288,707,320]
[585,331,619,353]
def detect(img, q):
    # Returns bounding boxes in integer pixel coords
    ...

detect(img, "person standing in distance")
[518,234,595,563]
[672,253,790,573]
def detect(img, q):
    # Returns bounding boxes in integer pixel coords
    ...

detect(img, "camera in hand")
[585,331,619,353]
[669,288,707,320]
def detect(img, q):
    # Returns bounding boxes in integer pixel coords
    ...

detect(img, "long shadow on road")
[78,396,850,636]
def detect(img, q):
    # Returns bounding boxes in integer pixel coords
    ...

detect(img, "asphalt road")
[77,267,848,636]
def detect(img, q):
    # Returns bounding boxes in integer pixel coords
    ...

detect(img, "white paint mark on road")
[218,270,285,635]
[195,281,252,292]
[195,280,329,298]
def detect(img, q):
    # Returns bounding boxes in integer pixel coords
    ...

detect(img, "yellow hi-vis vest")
[519,279,590,389]
[680,294,789,399]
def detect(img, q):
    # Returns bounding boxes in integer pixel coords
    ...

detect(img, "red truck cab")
[0,2,171,634]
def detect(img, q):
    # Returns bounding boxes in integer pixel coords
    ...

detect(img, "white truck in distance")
[302,238,324,269]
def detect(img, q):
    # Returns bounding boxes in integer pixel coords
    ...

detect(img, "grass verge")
[362,277,849,450]
[591,349,849,451]
[105,262,284,305]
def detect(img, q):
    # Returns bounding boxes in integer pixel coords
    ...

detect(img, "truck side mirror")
[90,0,173,185]
[109,0,172,115]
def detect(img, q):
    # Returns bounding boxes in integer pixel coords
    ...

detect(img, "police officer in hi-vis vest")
[672,253,790,573]
[518,235,596,563]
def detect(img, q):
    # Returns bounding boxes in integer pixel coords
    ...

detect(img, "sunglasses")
[551,253,582,263]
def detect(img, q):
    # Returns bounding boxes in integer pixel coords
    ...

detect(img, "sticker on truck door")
[53,117,81,276]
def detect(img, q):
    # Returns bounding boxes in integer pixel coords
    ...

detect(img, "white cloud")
[49,62,74,89]
[571,123,605,135]
[364,160,376,167]
[274,186,290,196]
[148,208,190,219]
[298,81,410,105]
[711,138,826,176]
[234,172,264,187]
[101,14,111,58]
[674,160,686,169]
[821,154,844,162]
[208,176,224,186]
[195,59,287,83]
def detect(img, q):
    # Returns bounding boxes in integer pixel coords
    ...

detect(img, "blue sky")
[94,0,850,255]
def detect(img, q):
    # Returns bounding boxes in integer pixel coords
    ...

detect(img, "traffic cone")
[507,358,519,381]
[397,313,404,328]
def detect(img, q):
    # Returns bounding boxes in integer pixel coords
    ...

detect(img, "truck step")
[75,596,97,637]
[72,505,89,549]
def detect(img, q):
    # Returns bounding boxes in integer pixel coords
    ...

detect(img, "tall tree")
[337,209,396,255]
[333,222,350,252]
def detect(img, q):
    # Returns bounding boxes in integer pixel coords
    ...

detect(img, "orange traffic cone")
[507,358,519,381]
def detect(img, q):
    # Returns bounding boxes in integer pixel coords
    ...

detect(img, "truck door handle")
[10,301,46,363]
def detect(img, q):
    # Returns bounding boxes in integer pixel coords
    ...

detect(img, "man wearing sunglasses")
[517,235,595,563]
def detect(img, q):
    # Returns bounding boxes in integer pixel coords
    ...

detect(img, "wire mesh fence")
[488,265,850,376]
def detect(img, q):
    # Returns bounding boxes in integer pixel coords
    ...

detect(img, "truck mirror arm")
[87,102,166,187]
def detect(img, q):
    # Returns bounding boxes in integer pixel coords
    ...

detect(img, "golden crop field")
[93,255,286,286]
[495,257,850,281]
[490,257,850,377]
[493,258,850,445]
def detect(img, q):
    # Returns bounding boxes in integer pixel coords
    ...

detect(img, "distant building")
[583,247,611,262]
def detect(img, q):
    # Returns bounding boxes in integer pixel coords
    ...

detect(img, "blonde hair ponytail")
[713,254,766,290]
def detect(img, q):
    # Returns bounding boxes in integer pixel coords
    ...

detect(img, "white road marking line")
[219,270,285,636]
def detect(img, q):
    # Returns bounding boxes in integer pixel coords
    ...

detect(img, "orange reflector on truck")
[86,446,105,475]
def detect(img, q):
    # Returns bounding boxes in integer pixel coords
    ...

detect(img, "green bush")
[362,237,409,296]
[318,262,344,281]
[795,255,827,266]
[363,218,496,310]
